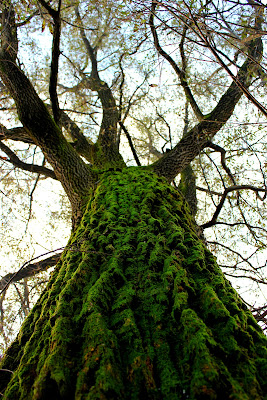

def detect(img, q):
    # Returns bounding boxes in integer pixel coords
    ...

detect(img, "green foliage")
[0,168,266,399]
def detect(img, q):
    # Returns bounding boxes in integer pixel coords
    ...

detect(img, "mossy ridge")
[0,167,266,399]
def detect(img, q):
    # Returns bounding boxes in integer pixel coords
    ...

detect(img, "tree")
[0,0,267,398]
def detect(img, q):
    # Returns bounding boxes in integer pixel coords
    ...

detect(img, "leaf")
[41,19,46,33]
[48,21,53,35]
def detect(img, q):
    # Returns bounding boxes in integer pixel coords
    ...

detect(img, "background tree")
[0,0,267,398]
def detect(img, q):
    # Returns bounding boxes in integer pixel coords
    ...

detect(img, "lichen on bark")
[0,167,266,400]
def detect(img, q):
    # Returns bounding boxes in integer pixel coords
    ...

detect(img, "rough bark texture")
[0,168,266,400]
[178,164,198,218]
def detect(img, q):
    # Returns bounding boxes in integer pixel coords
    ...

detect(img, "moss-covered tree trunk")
[1,1,266,398]
[0,168,266,400]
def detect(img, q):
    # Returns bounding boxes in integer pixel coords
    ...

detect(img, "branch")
[208,241,262,273]
[201,185,267,229]
[0,253,62,292]
[15,10,39,28]
[196,185,222,196]
[252,304,267,330]
[207,142,236,185]
[0,2,18,62]
[224,272,266,285]
[178,164,198,217]
[24,156,45,233]
[0,123,34,144]
[0,1,94,222]
[38,0,57,17]
[118,122,141,166]
[207,42,266,116]
[184,0,267,117]
[178,100,197,217]
[0,141,57,179]
[152,36,263,181]
[49,2,61,126]
[0,115,94,163]
[0,110,93,162]
[75,5,122,162]
[39,0,61,125]
[59,110,94,161]
[149,1,204,121]
[156,111,173,149]
[148,1,264,182]
[1,112,93,162]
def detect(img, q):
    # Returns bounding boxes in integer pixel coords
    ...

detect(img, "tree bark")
[0,3,266,398]
[0,2,94,225]
[0,168,266,400]
[150,2,263,182]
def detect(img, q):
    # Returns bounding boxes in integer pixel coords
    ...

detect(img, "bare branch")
[0,253,61,292]
[207,142,236,185]
[24,156,45,233]
[149,1,204,121]
[196,185,222,196]
[15,10,39,28]
[152,35,263,181]
[0,123,34,144]
[208,241,262,272]
[118,122,141,166]
[0,141,57,179]
[202,185,267,229]
[252,304,267,331]
[183,0,267,116]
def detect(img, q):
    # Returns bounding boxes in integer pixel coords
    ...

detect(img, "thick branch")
[0,253,61,292]
[207,142,236,185]
[0,141,57,179]
[0,1,94,222]
[1,113,93,163]
[149,0,264,181]
[178,164,197,217]
[0,3,18,62]
[49,2,61,125]
[38,0,58,18]
[0,113,93,161]
[38,0,62,124]
[75,5,125,168]
[152,36,263,181]
[178,100,197,217]
[75,8,117,138]
[184,0,267,117]
[207,42,266,117]
[0,123,34,144]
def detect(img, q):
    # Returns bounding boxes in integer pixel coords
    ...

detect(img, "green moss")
[91,142,126,170]
[0,167,266,399]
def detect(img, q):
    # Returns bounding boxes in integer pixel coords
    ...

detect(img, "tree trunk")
[0,168,266,400]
